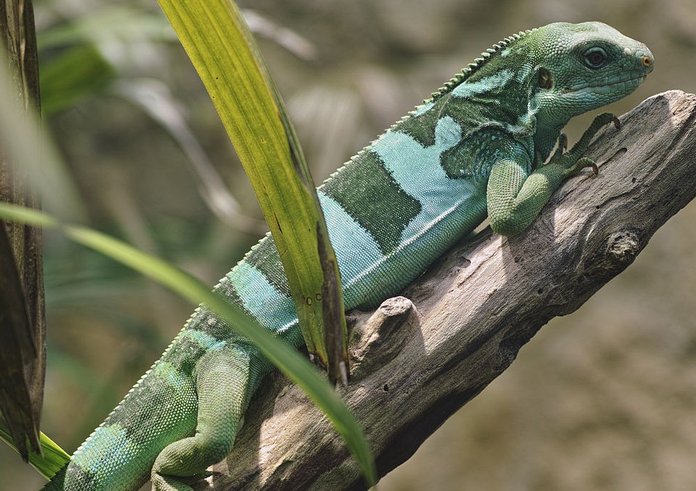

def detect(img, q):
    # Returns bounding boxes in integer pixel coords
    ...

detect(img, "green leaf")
[0,420,70,480]
[0,225,38,459]
[0,202,377,487]
[40,44,116,116]
[155,0,350,384]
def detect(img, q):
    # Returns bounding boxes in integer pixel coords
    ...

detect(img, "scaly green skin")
[45,22,653,490]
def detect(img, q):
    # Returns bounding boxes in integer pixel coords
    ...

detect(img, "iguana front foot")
[547,112,620,177]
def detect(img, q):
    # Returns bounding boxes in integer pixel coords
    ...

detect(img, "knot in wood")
[605,229,641,268]
[580,229,643,288]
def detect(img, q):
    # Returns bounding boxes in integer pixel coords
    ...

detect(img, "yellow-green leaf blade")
[0,422,70,480]
[156,0,349,381]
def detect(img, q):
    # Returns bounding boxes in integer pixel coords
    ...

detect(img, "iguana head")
[531,21,654,124]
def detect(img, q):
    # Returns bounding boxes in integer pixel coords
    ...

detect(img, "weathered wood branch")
[201,90,696,490]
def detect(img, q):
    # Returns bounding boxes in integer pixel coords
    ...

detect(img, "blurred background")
[2,0,696,489]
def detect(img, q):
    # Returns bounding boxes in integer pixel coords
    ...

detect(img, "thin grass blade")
[0,202,377,486]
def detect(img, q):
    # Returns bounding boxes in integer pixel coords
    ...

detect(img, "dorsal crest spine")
[320,28,538,184]
[426,28,536,103]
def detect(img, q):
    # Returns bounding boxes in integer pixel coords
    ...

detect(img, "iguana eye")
[583,47,608,69]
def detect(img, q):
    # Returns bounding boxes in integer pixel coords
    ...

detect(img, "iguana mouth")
[564,71,646,93]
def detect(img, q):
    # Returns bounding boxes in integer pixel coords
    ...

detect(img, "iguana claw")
[580,112,620,141]
[576,156,599,176]
[558,133,568,152]
[612,116,621,130]
[550,112,619,177]
[551,133,568,160]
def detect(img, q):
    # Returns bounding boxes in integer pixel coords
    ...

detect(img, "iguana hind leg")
[151,346,251,491]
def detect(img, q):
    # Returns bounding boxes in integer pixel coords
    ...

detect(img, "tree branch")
[201,90,696,490]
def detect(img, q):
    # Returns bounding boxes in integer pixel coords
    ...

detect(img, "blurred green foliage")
[40,44,115,116]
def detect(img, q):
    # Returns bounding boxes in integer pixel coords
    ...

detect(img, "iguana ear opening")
[537,67,554,89]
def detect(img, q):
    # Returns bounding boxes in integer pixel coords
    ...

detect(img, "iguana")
[45,21,653,490]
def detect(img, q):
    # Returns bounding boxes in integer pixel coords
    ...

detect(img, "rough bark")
[201,90,696,490]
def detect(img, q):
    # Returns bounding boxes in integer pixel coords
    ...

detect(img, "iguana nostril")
[642,55,653,68]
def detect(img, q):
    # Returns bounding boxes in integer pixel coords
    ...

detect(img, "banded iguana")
[45,21,654,490]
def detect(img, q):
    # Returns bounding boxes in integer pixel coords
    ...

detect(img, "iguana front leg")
[487,113,619,236]
[151,347,253,491]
